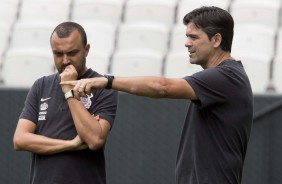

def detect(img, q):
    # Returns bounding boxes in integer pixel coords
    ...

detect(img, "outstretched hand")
[60,77,107,100]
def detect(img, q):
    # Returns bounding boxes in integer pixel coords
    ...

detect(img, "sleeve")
[184,68,229,109]
[19,80,41,125]
[89,89,118,127]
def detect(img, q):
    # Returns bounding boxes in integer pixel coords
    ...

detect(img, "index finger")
[60,80,78,86]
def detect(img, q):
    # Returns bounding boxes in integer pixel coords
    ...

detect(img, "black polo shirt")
[20,68,118,184]
[176,60,253,184]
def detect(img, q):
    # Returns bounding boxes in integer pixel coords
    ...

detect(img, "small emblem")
[40,103,48,111]
[80,93,93,109]
[41,97,51,102]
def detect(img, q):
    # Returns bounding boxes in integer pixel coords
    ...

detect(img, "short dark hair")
[50,22,87,46]
[183,6,234,52]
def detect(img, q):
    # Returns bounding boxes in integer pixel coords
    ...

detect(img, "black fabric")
[176,60,253,184]
[20,69,118,184]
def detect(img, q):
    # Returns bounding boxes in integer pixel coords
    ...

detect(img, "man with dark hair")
[13,22,118,184]
[62,6,253,184]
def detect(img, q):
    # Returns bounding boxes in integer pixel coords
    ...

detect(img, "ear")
[212,33,222,48]
[85,44,90,57]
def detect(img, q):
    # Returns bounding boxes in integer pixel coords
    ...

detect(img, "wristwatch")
[104,74,115,89]
[65,90,74,100]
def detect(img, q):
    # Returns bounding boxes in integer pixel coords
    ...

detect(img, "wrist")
[64,90,74,100]
[104,74,114,89]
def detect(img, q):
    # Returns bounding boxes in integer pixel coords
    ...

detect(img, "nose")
[185,38,192,48]
[62,54,70,65]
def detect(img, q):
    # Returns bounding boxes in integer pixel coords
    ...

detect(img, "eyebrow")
[53,49,80,54]
[186,33,198,37]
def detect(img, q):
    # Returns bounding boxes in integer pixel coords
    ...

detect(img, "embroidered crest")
[80,93,93,109]
[39,103,48,121]
[40,103,48,111]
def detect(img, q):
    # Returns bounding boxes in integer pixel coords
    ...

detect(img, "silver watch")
[64,90,74,100]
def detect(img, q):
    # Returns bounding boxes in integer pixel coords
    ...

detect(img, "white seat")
[111,50,163,76]
[230,0,280,30]
[272,59,282,93]
[10,21,54,50]
[19,0,71,24]
[177,0,231,24]
[72,0,124,27]
[0,22,10,60]
[0,0,19,27]
[116,22,170,55]
[232,24,276,62]
[236,53,271,94]
[169,24,187,53]
[164,51,202,77]
[80,21,117,56]
[274,27,282,61]
[272,26,282,93]
[86,51,111,74]
[124,0,177,28]
[2,48,55,87]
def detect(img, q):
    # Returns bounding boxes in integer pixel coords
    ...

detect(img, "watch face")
[65,90,74,99]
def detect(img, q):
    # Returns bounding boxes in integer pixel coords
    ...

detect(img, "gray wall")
[1,88,282,184]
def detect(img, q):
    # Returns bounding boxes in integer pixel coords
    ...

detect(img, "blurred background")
[0,0,282,183]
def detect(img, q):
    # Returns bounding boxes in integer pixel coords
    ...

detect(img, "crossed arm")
[13,112,109,155]
[13,119,87,155]
[13,65,113,155]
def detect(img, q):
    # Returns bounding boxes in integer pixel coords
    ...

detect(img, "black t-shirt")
[176,60,253,184]
[20,69,118,184]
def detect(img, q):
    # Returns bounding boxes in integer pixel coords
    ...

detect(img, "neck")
[205,51,232,69]
[78,66,88,78]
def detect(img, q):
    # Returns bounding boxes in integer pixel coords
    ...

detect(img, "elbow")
[157,89,169,98]
[154,86,169,98]
[153,81,170,98]
[13,137,23,151]
[87,137,105,151]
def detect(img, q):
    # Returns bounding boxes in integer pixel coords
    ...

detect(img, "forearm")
[14,132,75,155]
[66,98,106,150]
[112,76,169,98]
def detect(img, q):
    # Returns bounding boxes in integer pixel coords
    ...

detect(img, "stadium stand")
[272,26,282,93]
[72,0,125,27]
[19,0,71,25]
[124,0,177,28]
[230,0,281,31]
[9,21,55,50]
[0,22,10,64]
[0,0,19,28]
[116,22,170,55]
[2,48,55,87]
[111,49,163,76]
[176,0,231,24]
[273,60,282,93]
[0,0,281,94]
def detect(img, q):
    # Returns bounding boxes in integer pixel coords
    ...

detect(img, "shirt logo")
[80,93,93,109]
[40,103,48,111]
[38,103,48,121]
[40,97,51,102]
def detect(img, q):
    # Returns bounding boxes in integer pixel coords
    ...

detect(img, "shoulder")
[83,68,103,78]
[29,73,59,93]
[34,73,58,84]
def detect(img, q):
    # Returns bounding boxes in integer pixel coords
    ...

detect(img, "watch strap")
[64,90,74,100]
[104,74,114,89]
